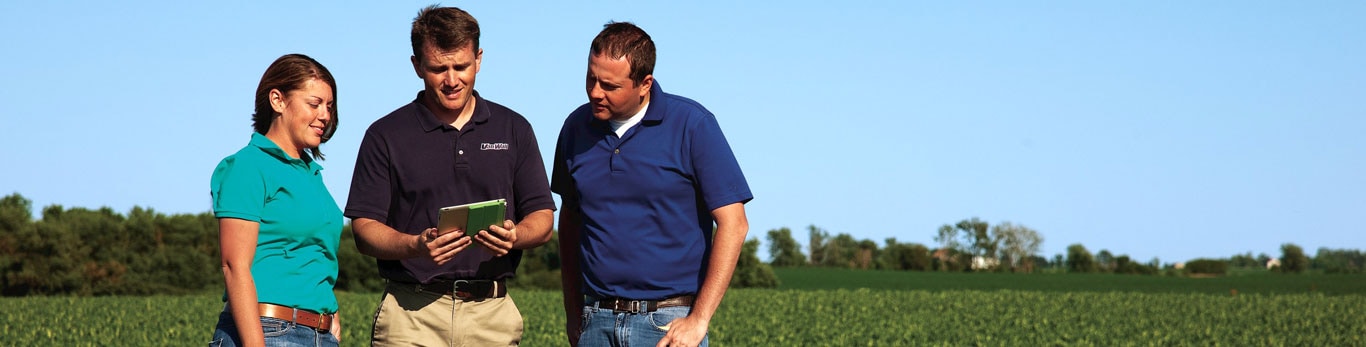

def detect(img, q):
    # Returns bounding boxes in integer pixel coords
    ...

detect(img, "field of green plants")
[2,271,1363,346]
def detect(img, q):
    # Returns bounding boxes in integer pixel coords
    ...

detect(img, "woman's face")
[268,78,333,158]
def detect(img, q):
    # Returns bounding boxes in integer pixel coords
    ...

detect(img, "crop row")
[2,289,1362,346]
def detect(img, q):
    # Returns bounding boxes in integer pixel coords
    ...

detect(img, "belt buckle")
[624,300,645,313]
[452,279,472,299]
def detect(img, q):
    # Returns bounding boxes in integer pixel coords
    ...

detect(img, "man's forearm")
[513,209,555,249]
[691,203,749,321]
[352,218,420,260]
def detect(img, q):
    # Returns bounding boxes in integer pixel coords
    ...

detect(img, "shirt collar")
[642,80,665,122]
[413,90,488,132]
[249,132,321,172]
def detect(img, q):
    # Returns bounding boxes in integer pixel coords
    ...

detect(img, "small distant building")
[971,256,999,270]
[1266,258,1281,269]
[1174,262,1185,270]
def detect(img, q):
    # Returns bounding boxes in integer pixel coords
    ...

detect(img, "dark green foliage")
[772,267,1366,295]
[805,225,882,269]
[879,238,930,271]
[1313,248,1364,274]
[0,195,220,296]
[765,227,805,267]
[507,231,562,290]
[1066,244,1096,273]
[335,224,384,292]
[1185,259,1228,275]
[1279,243,1310,273]
[731,238,779,288]
[1113,255,1159,275]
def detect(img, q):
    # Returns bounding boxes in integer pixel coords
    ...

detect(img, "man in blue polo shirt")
[553,22,753,347]
[345,6,555,346]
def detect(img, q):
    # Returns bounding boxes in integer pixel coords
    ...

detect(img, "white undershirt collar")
[609,101,649,137]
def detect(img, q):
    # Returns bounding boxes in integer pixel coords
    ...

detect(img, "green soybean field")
[2,271,1363,346]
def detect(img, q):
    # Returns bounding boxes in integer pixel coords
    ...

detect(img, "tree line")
[0,193,1359,296]
[0,193,779,296]
[760,218,1363,276]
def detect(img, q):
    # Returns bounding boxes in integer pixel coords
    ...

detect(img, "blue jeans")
[209,311,338,347]
[578,303,708,347]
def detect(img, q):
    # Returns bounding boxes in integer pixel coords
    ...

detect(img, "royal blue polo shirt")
[211,133,343,314]
[345,91,556,283]
[551,81,753,300]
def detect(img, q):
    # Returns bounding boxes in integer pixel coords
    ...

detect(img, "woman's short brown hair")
[251,53,338,160]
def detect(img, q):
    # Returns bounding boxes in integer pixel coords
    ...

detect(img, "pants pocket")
[648,306,690,331]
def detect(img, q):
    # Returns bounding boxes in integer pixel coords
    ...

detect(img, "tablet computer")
[436,198,507,237]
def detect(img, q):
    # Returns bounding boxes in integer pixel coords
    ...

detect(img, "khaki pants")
[371,282,523,347]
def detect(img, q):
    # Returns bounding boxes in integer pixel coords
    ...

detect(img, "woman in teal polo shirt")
[207,54,343,347]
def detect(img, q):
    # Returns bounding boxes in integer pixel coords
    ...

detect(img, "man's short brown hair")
[411,5,480,59]
[590,21,655,86]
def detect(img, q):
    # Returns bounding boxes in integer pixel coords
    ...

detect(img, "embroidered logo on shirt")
[481,143,510,150]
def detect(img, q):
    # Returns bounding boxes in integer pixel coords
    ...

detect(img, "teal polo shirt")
[210,133,342,314]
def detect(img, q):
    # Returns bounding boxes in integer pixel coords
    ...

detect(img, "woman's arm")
[220,217,264,347]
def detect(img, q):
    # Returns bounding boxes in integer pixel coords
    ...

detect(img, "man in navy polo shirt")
[345,6,555,346]
[553,22,752,347]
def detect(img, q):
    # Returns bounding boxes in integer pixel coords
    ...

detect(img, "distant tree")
[956,218,995,260]
[1279,243,1309,273]
[1066,244,1096,273]
[808,225,828,266]
[825,233,860,268]
[766,227,806,267]
[855,239,878,269]
[1052,254,1064,270]
[1114,255,1158,275]
[880,238,930,271]
[1230,252,1259,268]
[1096,249,1115,273]
[993,222,1043,272]
[0,194,35,295]
[934,225,959,254]
[0,193,33,233]
[731,238,779,288]
[1312,248,1364,274]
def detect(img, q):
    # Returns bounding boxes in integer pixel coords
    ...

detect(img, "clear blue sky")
[2,1,1362,264]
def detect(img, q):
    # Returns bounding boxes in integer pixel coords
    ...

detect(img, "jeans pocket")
[260,317,293,338]
[208,337,224,347]
[579,306,595,333]
[648,306,689,331]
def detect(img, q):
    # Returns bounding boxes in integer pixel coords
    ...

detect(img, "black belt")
[396,279,507,300]
[590,295,696,313]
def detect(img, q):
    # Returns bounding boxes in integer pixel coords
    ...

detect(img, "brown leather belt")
[591,295,696,313]
[256,303,333,332]
[399,279,507,300]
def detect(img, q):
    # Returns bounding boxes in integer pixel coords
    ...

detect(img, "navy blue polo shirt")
[346,91,555,283]
[551,81,752,300]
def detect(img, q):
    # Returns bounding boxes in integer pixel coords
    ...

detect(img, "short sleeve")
[210,156,266,222]
[550,117,574,198]
[689,113,753,211]
[511,120,556,220]
[344,128,393,223]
